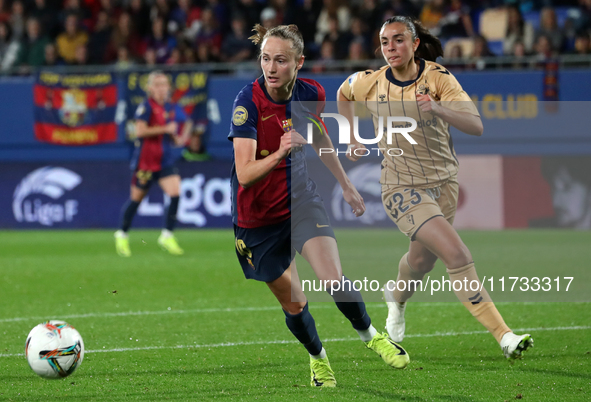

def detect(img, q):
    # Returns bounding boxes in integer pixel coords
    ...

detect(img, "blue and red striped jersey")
[229,76,325,228]
[130,98,187,172]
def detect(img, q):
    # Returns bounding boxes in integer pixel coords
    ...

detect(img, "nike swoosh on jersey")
[261,114,276,121]
[316,224,329,228]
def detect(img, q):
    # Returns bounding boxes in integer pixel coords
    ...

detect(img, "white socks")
[115,230,128,238]
[356,324,378,343]
[161,229,173,238]
[310,347,327,360]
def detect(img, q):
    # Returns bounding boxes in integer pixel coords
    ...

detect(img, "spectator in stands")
[169,0,201,41]
[195,41,217,62]
[183,46,196,63]
[16,17,50,67]
[321,15,348,59]
[534,34,555,60]
[572,0,591,32]
[420,0,445,34]
[10,0,26,41]
[438,0,474,39]
[381,0,418,20]
[43,42,64,66]
[340,17,371,60]
[445,43,465,71]
[151,0,171,22]
[468,34,494,70]
[72,43,90,65]
[503,4,535,55]
[59,0,91,32]
[510,40,529,69]
[110,12,144,60]
[221,15,255,63]
[315,0,351,45]
[293,0,322,49]
[143,47,156,65]
[114,45,134,70]
[0,20,19,71]
[347,37,368,61]
[312,38,337,73]
[96,0,121,25]
[260,7,279,29]
[573,31,591,54]
[232,0,263,32]
[472,34,494,58]
[167,47,181,65]
[127,0,150,38]
[194,7,222,61]
[535,7,564,54]
[56,14,89,64]
[204,0,229,32]
[87,10,112,64]
[0,0,9,24]
[357,0,380,36]
[269,0,293,25]
[146,16,177,64]
[30,0,58,39]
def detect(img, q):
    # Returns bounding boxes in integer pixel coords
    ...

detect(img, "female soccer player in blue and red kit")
[114,71,193,257]
[229,24,410,388]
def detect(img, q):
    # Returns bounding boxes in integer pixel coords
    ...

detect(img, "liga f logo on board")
[305,113,418,157]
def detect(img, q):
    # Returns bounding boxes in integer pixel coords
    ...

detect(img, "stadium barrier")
[3,155,590,230]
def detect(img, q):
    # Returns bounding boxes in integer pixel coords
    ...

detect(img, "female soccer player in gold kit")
[338,16,533,360]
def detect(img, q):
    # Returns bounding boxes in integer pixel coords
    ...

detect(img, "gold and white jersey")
[340,58,479,188]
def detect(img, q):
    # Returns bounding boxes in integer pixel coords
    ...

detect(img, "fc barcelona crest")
[282,118,293,133]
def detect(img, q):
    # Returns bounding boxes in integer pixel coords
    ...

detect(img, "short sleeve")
[228,89,258,141]
[436,71,480,116]
[313,80,326,115]
[340,72,361,101]
[174,104,188,123]
[135,100,152,121]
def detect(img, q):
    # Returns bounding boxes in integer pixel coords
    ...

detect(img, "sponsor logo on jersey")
[232,106,248,126]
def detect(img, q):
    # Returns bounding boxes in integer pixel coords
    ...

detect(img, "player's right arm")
[134,100,177,139]
[234,133,304,189]
[229,89,305,189]
[337,72,367,162]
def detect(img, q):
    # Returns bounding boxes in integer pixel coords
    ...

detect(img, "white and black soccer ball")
[25,321,84,379]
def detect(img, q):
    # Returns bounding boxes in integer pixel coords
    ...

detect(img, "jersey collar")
[385,58,425,87]
[257,75,293,105]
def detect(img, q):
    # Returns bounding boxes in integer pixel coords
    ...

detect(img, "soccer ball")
[25,321,84,379]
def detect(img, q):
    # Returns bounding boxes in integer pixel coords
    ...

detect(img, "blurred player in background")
[230,24,409,388]
[338,16,533,360]
[114,71,192,257]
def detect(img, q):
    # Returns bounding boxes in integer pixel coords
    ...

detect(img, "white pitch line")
[1,325,588,358]
[3,301,585,324]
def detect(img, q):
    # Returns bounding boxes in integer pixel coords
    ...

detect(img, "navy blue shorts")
[131,166,179,190]
[234,201,335,283]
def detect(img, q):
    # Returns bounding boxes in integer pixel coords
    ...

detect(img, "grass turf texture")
[0,229,589,401]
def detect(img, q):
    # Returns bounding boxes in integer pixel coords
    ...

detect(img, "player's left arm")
[309,81,365,216]
[310,130,365,217]
[417,69,483,136]
[172,105,193,147]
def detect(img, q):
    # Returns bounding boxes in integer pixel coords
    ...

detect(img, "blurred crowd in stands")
[1,0,591,73]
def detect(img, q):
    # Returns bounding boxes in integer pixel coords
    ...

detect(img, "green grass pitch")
[0,229,589,401]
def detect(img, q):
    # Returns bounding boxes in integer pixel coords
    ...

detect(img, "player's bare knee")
[442,244,472,269]
[409,253,437,274]
[283,301,306,315]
